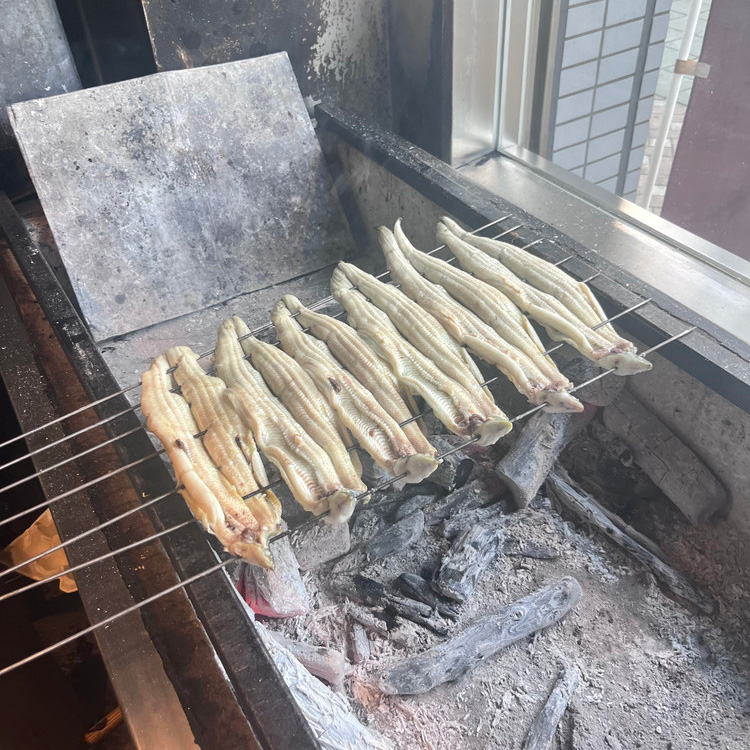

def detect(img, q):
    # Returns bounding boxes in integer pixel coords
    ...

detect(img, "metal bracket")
[674,58,711,78]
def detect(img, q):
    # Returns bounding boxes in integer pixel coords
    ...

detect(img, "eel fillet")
[439,217,651,375]
[272,300,438,483]
[336,261,492,402]
[331,268,512,446]
[141,354,278,568]
[280,294,436,459]
[232,316,365,491]
[385,221,583,414]
[213,319,359,521]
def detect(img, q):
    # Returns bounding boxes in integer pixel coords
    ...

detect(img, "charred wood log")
[394,493,436,522]
[380,577,582,695]
[396,573,460,620]
[423,479,491,526]
[546,467,715,613]
[385,596,449,637]
[367,510,425,562]
[424,435,475,492]
[496,408,594,508]
[603,390,727,524]
[254,618,395,750]
[441,503,505,541]
[344,602,413,649]
[522,666,580,750]
[435,524,503,602]
[242,534,308,618]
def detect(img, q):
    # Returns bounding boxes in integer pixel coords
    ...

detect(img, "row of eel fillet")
[141,353,282,569]
[214,318,361,523]
[330,267,513,446]
[233,316,365,490]
[382,221,584,414]
[438,217,651,375]
[279,294,437,460]
[271,299,439,484]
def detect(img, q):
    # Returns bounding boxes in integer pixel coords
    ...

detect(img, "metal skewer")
[0,217,517,470]
[0,297,663,576]
[0,278,653,527]
[0,216,514,454]
[0,324,697,679]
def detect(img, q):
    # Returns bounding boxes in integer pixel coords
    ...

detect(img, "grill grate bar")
[0,291,655,529]
[0,216,517,465]
[0,216,513,453]
[0,295,663,577]
[0,324,697,678]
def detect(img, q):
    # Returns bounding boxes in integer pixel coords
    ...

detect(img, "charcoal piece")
[496,409,594,508]
[436,524,503,602]
[380,577,582,695]
[503,538,559,561]
[292,520,351,571]
[385,596,449,637]
[546,466,715,613]
[396,573,460,620]
[367,511,425,562]
[423,479,488,526]
[344,602,413,649]
[523,666,580,750]
[424,435,475,492]
[394,494,436,522]
[603,390,727,524]
[441,503,505,541]
[347,621,371,665]
[268,631,349,688]
[242,535,308,618]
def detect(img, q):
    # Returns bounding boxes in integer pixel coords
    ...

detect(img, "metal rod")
[0,406,138,474]
[0,324,696,679]
[0,259,641,512]
[1,293,658,574]
[639,0,705,209]
[0,449,167,530]
[0,383,141,451]
[0,426,143,497]
[0,217,514,461]
[0,486,181,580]
[0,519,195,604]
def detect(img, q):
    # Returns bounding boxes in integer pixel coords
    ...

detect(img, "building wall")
[547,0,672,198]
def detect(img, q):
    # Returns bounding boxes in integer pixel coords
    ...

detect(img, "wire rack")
[0,213,696,678]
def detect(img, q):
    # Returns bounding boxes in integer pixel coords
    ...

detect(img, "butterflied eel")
[272,300,438,483]
[438,218,651,376]
[167,346,283,546]
[213,319,359,522]
[280,294,436,458]
[336,261,492,401]
[141,355,277,568]
[392,220,566,385]
[331,268,512,446]
[232,316,364,490]
[385,222,583,414]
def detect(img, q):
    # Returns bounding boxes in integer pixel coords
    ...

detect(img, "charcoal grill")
[0,53,748,750]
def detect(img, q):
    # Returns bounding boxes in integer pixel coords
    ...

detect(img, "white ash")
[269,480,750,750]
